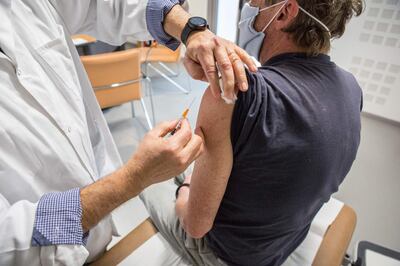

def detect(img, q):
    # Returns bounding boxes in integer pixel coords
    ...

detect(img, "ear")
[275,0,299,30]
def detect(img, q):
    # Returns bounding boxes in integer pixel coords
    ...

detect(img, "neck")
[260,34,308,64]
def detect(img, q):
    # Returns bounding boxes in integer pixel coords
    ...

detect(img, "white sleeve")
[48,0,153,45]
[0,194,89,266]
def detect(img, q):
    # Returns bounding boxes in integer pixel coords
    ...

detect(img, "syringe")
[170,97,196,136]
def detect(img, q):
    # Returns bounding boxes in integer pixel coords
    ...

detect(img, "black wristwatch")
[175,183,190,199]
[181,16,209,46]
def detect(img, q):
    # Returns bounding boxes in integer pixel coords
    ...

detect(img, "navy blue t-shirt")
[206,53,362,266]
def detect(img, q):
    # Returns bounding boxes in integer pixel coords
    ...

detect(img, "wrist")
[163,4,190,42]
[186,29,214,47]
[122,160,147,195]
[181,16,210,46]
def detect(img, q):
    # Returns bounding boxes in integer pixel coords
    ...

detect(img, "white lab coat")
[0,0,153,265]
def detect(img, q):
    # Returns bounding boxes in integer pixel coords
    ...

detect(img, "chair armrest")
[91,218,158,266]
[313,205,357,266]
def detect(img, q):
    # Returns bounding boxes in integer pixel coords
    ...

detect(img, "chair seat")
[92,198,355,266]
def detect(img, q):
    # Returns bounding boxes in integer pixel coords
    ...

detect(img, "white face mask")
[238,1,331,61]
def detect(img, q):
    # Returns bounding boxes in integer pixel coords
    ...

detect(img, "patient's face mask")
[238,0,331,61]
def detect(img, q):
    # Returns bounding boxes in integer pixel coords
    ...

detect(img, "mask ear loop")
[261,0,289,33]
[240,1,286,25]
[258,0,288,13]
[298,6,332,38]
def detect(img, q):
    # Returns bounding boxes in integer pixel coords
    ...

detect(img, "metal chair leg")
[147,63,189,94]
[130,102,136,118]
[146,77,156,126]
[140,98,153,130]
[157,62,179,77]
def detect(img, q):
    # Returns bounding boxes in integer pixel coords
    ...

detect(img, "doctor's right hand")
[125,120,204,190]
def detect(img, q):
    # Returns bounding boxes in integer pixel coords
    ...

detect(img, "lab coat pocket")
[34,27,82,102]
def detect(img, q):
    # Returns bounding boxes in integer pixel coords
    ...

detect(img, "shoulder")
[235,68,278,111]
[196,87,235,144]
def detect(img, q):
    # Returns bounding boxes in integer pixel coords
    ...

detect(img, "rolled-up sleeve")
[146,0,185,50]
[31,188,88,246]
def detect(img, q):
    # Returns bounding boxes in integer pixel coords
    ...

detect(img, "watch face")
[190,17,207,28]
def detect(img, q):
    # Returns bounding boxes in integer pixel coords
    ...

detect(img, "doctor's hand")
[184,30,258,101]
[163,5,256,102]
[81,120,202,232]
[126,120,203,190]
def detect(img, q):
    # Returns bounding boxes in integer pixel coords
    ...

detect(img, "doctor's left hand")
[184,30,258,101]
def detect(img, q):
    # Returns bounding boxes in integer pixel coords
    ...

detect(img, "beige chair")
[141,45,189,94]
[81,48,155,129]
[92,205,357,266]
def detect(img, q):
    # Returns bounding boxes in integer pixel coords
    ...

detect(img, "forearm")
[80,166,143,232]
[177,89,234,238]
[163,4,190,42]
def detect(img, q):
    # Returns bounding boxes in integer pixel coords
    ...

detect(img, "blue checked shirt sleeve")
[31,188,88,246]
[146,0,185,50]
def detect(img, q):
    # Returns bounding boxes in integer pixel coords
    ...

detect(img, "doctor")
[0,0,257,265]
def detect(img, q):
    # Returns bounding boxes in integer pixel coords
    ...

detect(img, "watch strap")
[181,18,209,46]
[175,183,190,199]
[181,23,193,46]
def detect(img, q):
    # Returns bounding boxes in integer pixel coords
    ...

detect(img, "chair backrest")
[313,205,357,266]
[141,45,181,63]
[81,48,142,109]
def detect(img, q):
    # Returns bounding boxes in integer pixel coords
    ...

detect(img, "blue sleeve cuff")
[146,0,185,50]
[31,188,88,246]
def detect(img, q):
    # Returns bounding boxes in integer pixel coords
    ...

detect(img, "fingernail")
[241,82,248,91]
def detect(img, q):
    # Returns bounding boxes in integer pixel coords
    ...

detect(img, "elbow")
[183,221,213,239]
[185,226,211,239]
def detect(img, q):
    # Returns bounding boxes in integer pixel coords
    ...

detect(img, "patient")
[140,0,363,265]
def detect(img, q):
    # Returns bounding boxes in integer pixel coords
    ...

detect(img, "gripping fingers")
[183,56,208,82]
[227,48,248,92]
[198,44,220,98]
[214,38,235,100]
[235,46,258,72]
[155,120,179,137]
[170,119,192,148]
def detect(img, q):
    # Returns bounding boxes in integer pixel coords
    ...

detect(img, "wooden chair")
[91,205,357,266]
[141,45,189,94]
[81,49,155,129]
[313,205,357,266]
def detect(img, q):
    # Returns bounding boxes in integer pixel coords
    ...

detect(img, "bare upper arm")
[184,87,235,237]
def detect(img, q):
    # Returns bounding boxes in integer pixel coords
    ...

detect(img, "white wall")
[334,115,400,253]
[330,2,400,254]
[215,0,240,42]
[186,0,241,42]
[187,0,208,18]
[330,3,400,123]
